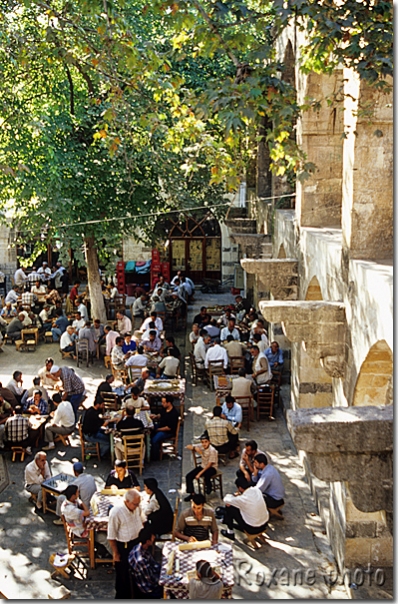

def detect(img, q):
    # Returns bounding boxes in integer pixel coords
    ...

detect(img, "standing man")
[128,527,163,598]
[48,365,85,420]
[107,489,144,599]
[24,451,51,511]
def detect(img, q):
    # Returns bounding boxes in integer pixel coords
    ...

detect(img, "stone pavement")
[0,292,349,599]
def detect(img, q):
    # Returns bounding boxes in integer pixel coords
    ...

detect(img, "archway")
[305,276,323,300]
[353,340,393,406]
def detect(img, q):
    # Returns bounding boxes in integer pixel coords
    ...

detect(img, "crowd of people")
[0,264,287,599]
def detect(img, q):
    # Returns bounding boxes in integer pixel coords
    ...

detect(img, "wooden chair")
[192,450,223,499]
[233,395,254,431]
[21,331,36,352]
[61,515,95,569]
[189,352,206,386]
[111,363,129,385]
[101,391,119,411]
[157,495,180,543]
[257,389,275,420]
[229,356,245,374]
[159,418,181,460]
[208,360,225,391]
[54,432,72,447]
[270,370,282,406]
[104,355,111,368]
[127,365,143,383]
[78,421,101,461]
[76,339,90,368]
[123,433,145,475]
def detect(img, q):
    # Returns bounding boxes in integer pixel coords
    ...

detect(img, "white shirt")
[231,376,253,398]
[32,284,47,295]
[20,311,32,327]
[205,344,228,369]
[14,268,27,286]
[78,303,89,322]
[224,487,269,527]
[158,356,179,376]
[141,316,163,332]
[39,308,50,323]
[125,354,148,368]
[194,337,207,365]
[253,352,272,384]
[117,315,132,334]
[5,290,18,304]
[220,326,240,341]
[60,331,74,350]
[24,459,51,487]
[107,501,144,542]
[52,400,75,428]
[72,318,85,332]
[61,499,86,537]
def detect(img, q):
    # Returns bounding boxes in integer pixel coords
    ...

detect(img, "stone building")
[233,26,393,576]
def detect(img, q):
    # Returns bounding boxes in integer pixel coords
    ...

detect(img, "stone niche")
[241,258,298,300]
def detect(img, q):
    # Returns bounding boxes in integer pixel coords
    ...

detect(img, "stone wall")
[0,225,17,285]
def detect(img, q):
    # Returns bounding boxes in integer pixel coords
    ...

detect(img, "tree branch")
[64,62,75,114]
[192,0,240,67]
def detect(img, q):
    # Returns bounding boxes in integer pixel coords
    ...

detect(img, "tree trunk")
[84,235,107,324]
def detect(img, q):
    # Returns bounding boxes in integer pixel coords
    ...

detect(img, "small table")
[21,327,39,345]
[143,379,186,421]
[159,541,234,599]
[41,473,76,514]
[25,414,48,447]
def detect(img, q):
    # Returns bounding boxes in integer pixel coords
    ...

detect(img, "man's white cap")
[50,365,60,374]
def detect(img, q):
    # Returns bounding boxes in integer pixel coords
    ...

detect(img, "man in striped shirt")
[4,406,34,454]
[175,493,218,544]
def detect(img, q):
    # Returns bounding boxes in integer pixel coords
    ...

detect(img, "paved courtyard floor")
[0,292,350,598]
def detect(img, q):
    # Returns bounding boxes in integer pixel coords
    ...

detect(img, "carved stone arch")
[282,40,295,89]
[277,244,287,259]
[305,276,323,301]
[352,340,393,407]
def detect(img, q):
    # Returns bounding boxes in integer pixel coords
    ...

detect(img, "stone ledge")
[287,406,393,512]
[230,233,269,258]
[241,259,298,299]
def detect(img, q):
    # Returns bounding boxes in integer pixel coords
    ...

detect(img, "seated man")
[220,318,240,342]
[54,462,98,525]
[21,289,37,309]
[163,336,181,360]
[61,484,90,537]
[72,311,85,334]
[125,346,148,372]
[24,451,51,510]
[5,406,34,454]
[204,338,228,370]
[150,395,179,461]
[111,336,126,370]
[131,367,150,394]
[141,321,160,342]
[122,333,136,357]
[22,389,49,415]
[250,345,272,387]
[105,459,140,489]
[122,386,150,411]
[114,407,144,461]
[43,393,75,451]
[0,394,13,450]
[81,399,111,457]
[220,477,269,542]
[189,323,200,347]
[140,311,163,334]
[156,348,180,379]
[224,334,244,360]
[95,374,115,405]
[203,319,220,340]
[133,294,148,326]
[252,453,285,513]
[238,439,268,483]
[193,306,211,328]
[51,308,69,342]
[78,321,97,356]
[31,279,46,295]
[141,330,162,354]
[205,406,239,459]
[265,341,284,372]
[231,368,254,398]
[184,434,218,500]
[175,493,218,544]
[6,313,25,342]
[221,395,242,429]
[1,301,17,318]
[39,304,53,332]
[21,376,49,407]
[6,371,25,404]
[194,331,211,367]
[116,310,132,336]
[60,325,77,356]
[128,526,163,599]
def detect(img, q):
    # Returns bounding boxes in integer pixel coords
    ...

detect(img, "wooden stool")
[28,492,38,505]
[54,433,71,446]
[26,339,36,352]
[45,331,53,343]
[49,553,78,580]
[15,339,25,352]
[11,447,26,462]
[104,356,111,369]
[61,350,74,360]
[243,531,267,550]
[268,505,285,520]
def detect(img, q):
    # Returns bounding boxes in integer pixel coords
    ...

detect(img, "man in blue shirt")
[252,453,285,513]
[51,309,69,342]
[264,341,284,371]
[221,395,242,428]
[128,526,162,598]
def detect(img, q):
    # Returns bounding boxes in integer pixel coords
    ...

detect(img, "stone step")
[224,218,257,233]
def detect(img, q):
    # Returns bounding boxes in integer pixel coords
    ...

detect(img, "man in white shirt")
[77,299,89,322]
[5,287,19,305]
[157,349,180,379]
[140,311,163,333]
[194,330,211,367]
[14,266,27,288]
[60,326,77,356]
[116,310,132,336]
[107,489,145,598]
[132,295,148,325]
[37,262,52,282]
[39,304,52,330]
[224,335,245,359]
[205,338,228,369]
[31,280,47,295]
[231,368,254,398]
[54,462,97,525]
[105,325,120,356]
[43,393,75,450]
[60,484,90,537]
[221,477,269,542]
[220,318,240,342]
[72,311,85,333]
[24,451,51,510]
